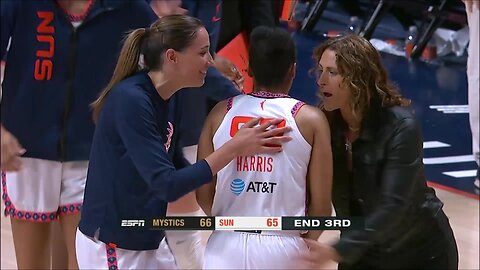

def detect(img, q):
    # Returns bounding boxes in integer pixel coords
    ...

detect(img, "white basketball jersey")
[211,92,311,217]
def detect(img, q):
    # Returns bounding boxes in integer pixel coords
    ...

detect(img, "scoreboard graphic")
[120,216,364,231]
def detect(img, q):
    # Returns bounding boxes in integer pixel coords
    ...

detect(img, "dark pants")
[338,211,458,270]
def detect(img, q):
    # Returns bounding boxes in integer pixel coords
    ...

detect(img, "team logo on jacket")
[230,179,245,196]
[164,122,174,151]
[35,11,55,81]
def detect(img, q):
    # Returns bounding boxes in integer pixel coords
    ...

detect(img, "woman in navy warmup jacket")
[76,15,291,269]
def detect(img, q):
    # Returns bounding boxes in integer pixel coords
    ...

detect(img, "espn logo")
[121,220,145,227]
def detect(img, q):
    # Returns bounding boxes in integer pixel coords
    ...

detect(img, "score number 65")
[266,218,278,227]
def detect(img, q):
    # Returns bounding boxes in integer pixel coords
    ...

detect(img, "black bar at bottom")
[282,217,364,230]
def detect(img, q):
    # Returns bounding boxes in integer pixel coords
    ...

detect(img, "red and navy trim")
[249,91,291,99]
[58,203,82,217]
[226,97,234,112]
[106,243,119,270]
[291,101,305,117]
[56,0,95,22]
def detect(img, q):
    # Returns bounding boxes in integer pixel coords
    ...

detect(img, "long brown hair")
[91,15,204,121]
[313,34,410,119]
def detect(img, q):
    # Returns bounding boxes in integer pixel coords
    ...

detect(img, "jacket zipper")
[58,5,114,161]
[59,26,78,161]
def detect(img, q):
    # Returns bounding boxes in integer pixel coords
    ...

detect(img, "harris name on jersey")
[236,155,274,172]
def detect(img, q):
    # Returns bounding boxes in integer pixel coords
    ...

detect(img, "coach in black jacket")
[305,35,458,270]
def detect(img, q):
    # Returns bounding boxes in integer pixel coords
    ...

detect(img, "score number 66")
[200,218,212,227]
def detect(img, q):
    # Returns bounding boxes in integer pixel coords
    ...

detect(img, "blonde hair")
[91,15,204,122]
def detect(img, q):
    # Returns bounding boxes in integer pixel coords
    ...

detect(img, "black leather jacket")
[329,103,445,265]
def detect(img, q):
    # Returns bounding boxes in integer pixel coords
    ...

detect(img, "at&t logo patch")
[230,178,245,196]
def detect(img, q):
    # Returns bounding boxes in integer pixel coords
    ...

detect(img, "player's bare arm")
[196,100,229,216]
[295,104,333,240]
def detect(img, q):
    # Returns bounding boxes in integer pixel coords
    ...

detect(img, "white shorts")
[2,158,88,222]
[204,231,310,269]
[165,209,206,269]
[75,229,177,270]
[182,144,198,164]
